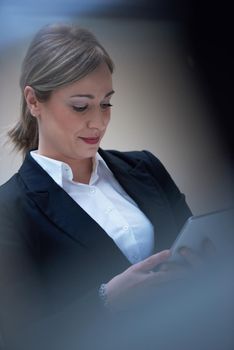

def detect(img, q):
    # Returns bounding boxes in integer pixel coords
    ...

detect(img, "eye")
[72,105,88,112]
[100,103,113,110]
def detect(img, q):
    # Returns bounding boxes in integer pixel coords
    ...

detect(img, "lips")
[79,137,100,145]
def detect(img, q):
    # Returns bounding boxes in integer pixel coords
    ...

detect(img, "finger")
[158,261,187,272]
[178,247,203,268]
[146,269,188,287]
[134,250,171,272]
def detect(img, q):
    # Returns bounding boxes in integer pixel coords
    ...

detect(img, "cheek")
[53,111,84,132]
[104,112,111,126]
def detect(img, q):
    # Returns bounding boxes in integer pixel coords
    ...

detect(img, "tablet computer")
[169,208,233,263]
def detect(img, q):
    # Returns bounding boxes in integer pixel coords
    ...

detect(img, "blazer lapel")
[18,154,130,273]
[99,149,179,252]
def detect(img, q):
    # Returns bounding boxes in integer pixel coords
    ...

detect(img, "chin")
[81,148,99,159]
[87,144,100,152]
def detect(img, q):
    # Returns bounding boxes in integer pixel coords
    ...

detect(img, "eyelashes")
[101,103,113,110]
[72,105,88,112]
[72,103,113,113]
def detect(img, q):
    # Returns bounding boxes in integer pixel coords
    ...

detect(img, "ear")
[24,86,42,117]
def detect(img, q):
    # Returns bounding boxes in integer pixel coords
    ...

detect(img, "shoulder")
[0,176,22,221]
[0,174,30,244]
[100,148,170,177]
[102,148,154,160]
[0,174,27,211]
[0,174,20,198]
[100,148,161,166]
[101,148,192,213]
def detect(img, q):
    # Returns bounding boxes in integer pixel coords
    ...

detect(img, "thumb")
[135,250,171,272]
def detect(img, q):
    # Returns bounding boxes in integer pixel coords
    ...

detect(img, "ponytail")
[8,98,38,157]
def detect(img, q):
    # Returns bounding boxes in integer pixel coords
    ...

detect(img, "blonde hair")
[8,23,114,156]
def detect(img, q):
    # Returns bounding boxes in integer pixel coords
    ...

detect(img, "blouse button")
[90,187,96,194]
[123,225,129,231]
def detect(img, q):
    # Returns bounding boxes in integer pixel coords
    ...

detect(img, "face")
[32,62,113,164]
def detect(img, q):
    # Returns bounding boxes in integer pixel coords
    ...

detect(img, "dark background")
[104,0,233,164]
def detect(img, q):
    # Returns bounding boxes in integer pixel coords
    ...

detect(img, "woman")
[0,23,193,349]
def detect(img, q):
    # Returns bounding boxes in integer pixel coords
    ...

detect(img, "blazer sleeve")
[142,150,192,230]
[0,224,108,350]
[0,195,108,350]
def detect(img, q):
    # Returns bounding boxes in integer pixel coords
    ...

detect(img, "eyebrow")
[70,90,115,99]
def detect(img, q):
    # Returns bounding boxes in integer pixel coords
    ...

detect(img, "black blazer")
[0,149,191,348]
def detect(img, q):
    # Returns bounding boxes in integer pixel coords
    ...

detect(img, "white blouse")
[31,151,154,265]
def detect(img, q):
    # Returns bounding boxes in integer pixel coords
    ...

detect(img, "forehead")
[53,63,113,99]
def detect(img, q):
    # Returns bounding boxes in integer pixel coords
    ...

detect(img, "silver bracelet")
[98,283,108,307]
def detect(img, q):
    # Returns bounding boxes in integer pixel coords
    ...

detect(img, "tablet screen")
[170,208,234,263]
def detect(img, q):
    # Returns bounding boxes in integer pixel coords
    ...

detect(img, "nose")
[87,109,110,131]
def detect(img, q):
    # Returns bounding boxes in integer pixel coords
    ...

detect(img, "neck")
[71,158,93,184]
[37,148,94,184]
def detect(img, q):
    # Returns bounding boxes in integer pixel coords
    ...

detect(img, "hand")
[105,250,187,311]
[157,238,217,281]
